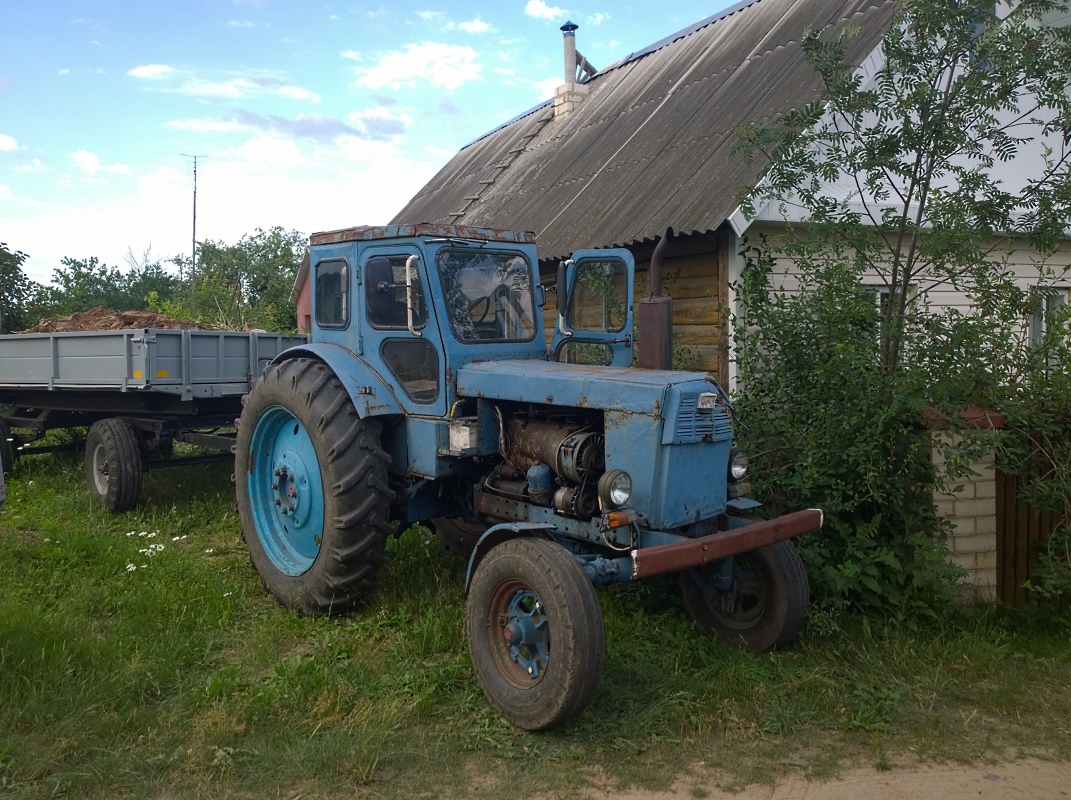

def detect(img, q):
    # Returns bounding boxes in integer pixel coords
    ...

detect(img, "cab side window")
[315,259,348,328]
[365,255,427,330]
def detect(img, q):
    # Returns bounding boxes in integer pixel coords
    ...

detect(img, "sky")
[0,0,737,284]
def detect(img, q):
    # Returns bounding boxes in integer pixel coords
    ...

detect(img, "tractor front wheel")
[466,537,604,730]
[235,358,394,615]
[680,539,809,652]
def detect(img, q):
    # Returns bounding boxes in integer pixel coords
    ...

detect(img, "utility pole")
[180,154,206,277]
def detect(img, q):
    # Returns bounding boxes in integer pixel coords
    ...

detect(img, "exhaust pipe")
[637,227,674,370]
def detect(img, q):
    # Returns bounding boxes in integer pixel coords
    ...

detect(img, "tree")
[164,227,304,330]
[0,242,37,333]
[731,0,1071,615]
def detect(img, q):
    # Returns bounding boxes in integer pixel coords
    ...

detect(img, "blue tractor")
[234,223,821,730]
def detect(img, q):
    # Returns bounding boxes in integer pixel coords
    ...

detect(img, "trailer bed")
[0,329,307,400]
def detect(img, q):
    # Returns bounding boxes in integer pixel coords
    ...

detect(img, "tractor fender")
[465,522,558,596]
[269,342,403,419]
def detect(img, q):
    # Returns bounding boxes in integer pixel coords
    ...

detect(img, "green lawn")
[2,450,1070,799]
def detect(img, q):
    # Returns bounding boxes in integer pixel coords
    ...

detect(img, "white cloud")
[533,77,561,100]
[587,12,610,25]
[0,134,17,152]
[0,185,11,203]
[18,158,44,172]
[341,49,361,62]
[70,150,132,178]
[235,135,309,170]
[57,68,70,76]
[355,43,482,91]
[166,118,247,133]
[227,20,255,28]
[278,85,320,102]
[457,17,490,34]
[127,64,176,79]
[417,10,443,21]
[72,150,100,176]
[525,0,567,21]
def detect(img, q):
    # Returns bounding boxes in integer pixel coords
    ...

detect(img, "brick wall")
[933,441,998,601]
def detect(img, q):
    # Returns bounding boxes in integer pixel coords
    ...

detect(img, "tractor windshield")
[436,249,537,343]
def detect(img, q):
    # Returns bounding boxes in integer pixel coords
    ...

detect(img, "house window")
[1029,286,1068,346]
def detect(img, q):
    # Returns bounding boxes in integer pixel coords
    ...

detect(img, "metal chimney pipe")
[561,21,578,82]
[637,227,675,370]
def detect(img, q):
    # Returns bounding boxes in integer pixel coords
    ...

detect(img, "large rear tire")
[85,418,143,512]
[466,537,604,730]
[680,539,809,652]
[235,358,394,615]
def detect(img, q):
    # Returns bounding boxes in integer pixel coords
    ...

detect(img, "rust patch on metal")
[631,509,823,579]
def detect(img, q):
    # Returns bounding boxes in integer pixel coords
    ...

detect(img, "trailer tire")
[235,358,394,616]
[680,539,809,652]
[0,419,17,478]
[85,418,144,512]
[466,537,604,730]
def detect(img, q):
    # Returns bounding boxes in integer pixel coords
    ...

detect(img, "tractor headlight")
[728,448,748,482]
[598,469,632,508]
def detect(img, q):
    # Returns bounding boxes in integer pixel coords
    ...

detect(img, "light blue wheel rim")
[247,405,325,576]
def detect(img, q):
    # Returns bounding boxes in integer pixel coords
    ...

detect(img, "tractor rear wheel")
[235,358,394,615]
[680,539,809,652]
[466,537,604,730]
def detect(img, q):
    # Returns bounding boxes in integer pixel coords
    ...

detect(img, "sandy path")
[574,758,1071,799]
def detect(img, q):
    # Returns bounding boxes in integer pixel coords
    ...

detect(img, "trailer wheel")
[0,419,17,478]
[235,358,394,615]
[431,516,485,557]
[85,418,144,512]
[466,537,604,730]
[680,540,809,652]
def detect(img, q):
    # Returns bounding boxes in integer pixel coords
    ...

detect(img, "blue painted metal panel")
[457,359,718,413]
[271,342,403,419]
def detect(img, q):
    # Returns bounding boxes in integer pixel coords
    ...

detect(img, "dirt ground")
[571,758,1071,799]
[20,305,201,333]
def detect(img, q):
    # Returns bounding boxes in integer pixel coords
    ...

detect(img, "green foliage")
[164,226,304,330]
[731,0,1071,615]
[0,241,36,333]
[734,239,964,617]
[29,255,179,319]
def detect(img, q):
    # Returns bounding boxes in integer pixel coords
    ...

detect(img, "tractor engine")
[482,408,606,520]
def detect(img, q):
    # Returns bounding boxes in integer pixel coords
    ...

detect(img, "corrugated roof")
[392,0,897,262]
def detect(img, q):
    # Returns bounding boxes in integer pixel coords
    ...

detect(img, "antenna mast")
[181,154,206,276]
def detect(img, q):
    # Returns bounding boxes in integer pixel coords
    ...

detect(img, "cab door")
[550,249,635,367]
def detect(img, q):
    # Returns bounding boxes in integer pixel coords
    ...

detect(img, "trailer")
[0,328,307,510]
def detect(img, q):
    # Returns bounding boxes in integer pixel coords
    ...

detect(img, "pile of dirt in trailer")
[21,306,204,333]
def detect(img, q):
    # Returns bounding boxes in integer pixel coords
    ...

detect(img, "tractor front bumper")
[630,508,823,580]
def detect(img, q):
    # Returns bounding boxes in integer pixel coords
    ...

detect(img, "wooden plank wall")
[996,469,1061,607]
[539,231,727,381]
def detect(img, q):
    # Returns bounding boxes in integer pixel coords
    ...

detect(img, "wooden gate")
[996,469,1063,607]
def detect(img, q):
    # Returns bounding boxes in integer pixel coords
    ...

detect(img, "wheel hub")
[270,449,313,526]
[501,590,549,679]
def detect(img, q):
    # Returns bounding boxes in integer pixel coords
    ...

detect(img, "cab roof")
[310,224,536,247]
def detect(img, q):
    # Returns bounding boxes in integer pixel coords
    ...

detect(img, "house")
[391,0,898,387]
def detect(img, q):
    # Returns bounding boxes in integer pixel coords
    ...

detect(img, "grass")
[2,449,1070,799]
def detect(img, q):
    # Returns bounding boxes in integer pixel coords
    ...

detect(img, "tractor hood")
[456,360,721,416]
